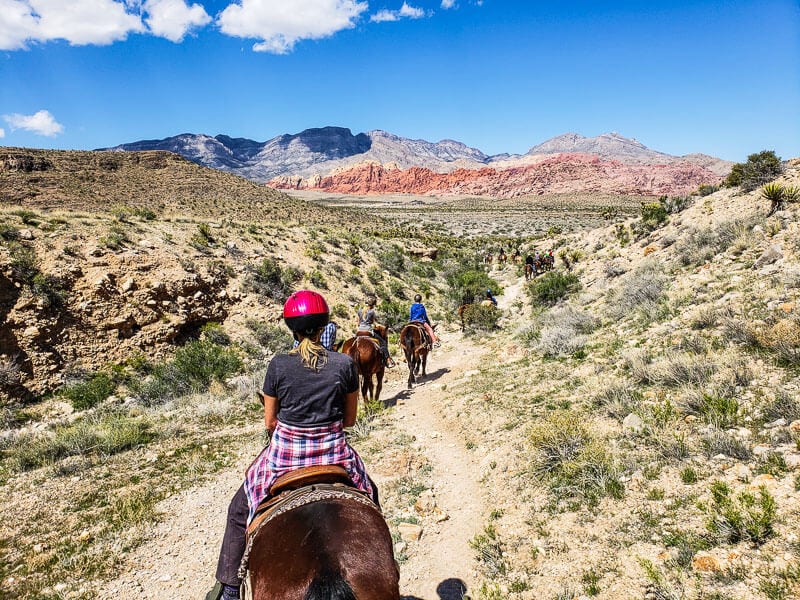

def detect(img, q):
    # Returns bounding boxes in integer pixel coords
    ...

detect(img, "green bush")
[132,340,243,404]
[244,257,302,302]
[527,271,580,307]
[60,372,116,410]
[461,303,498,332]
[443,262,499,308]
[697,184,719,197]
[724,150,783,192]
[706,480,776,544]
[528,411,623,505]
[246,320,293,354]
[200,322,231,346]
[640,201,669,229]
[469,524,507,577]
[7,241,39,284]
[376,245,406,276]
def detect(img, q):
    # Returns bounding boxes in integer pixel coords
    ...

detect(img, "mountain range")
[104,127,732,197]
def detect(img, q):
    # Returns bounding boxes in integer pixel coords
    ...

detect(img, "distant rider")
[409,294,440,348]
[357,296,396,368]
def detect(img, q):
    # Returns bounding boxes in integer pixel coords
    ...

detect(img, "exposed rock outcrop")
[270,153,723,197]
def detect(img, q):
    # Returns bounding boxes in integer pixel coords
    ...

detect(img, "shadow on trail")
[382,388,412,407]
[417,367,449,383]
[400,577,468,600]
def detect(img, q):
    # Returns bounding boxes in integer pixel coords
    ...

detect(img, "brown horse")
[524,263,534,280]
[497,252,507,265]
[399,322,430,388]
[483,253,493,265]
[342,332,385,403]
[245,494,399,599]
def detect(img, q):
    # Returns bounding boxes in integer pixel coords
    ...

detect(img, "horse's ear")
[432,323,438,330]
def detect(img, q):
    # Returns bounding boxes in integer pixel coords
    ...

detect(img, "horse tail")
[304,569,356,600]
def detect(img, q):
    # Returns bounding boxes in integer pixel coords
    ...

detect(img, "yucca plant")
[762,182,785,216]
[783,185,800,202]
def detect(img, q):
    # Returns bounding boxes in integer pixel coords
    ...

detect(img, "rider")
[409,293,440,348]
[206,290,377,600]
[485,288,498,307]
[525,253,534,266]
[357,296,396,368]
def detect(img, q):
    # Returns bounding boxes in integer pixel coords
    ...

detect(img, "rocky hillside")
[269,153,723,198]
[0,147,386,402]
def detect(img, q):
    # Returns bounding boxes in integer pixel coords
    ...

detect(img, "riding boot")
[378,335,395,368]
[213,485,248,590]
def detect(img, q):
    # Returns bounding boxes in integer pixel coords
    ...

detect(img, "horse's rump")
[244,492,398,599]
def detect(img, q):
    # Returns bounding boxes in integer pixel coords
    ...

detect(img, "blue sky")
[1,0,798,161]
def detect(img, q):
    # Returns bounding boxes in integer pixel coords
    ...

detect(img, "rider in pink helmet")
[206,290,377,600]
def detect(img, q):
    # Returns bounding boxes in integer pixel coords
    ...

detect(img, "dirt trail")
[102,267,522,600]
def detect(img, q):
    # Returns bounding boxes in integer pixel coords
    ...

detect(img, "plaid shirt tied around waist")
[244,420,373,524]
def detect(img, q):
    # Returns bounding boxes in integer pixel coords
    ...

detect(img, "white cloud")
[4,110,64,137]
[0,0,145,49]
[0,128,5,138]
[441,0,455,8]
[143,0,211,42]
[370,2,426,23]
[218,0,368,54]
[370,9,398,22]
[398,2,424,18]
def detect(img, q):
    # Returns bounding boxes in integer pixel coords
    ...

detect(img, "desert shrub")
[443,262,499,309]
[244,257,302,302]
[245,320,292,354]
[5,412,154,472]
[702,430,752,460]
[674,215,761,267]
[535,307,598,357]
[200,322,231,346]
[387,279,406,299]
[592,382,643,419]
[308,269,328,289]
[0,223,19,240]
[30,272,66,307]
[469,524,507,577]
[7,241,39,284]
[528,411,623,505]
[366,266,383,285]
[377,299,407,330]
[705,480,776,544]
[724,150,783,191]
[604,260,626,278]
[461,303,498,333]
[651,352,716,388]
[697,184,719,197]
[100,223,130,250]
[12,209,38,225]
[661,195,693,214]
[639,200,669,231]
[132,340,242,404]
[606,262,669,321]
[376,245,406,276]
[761,388,800,422]
[527,271,580,307]
[60,372,116,410]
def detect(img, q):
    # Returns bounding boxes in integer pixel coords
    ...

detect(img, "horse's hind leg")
[421,353,427,377]
[375,370,383,403]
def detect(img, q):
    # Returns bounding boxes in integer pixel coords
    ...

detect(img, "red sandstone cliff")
[268,153,721,197]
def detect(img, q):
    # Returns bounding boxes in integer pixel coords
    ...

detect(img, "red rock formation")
[268,153,722,197]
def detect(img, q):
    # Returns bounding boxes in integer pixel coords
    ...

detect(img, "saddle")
[247,465,356,534]
[408,321,432,348]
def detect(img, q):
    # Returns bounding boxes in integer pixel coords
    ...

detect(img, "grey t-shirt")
[263,352,359,427]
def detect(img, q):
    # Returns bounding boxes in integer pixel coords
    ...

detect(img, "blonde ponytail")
[289,333,328,371]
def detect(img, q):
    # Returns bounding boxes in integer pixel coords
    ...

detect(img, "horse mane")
[304,569,357,600]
